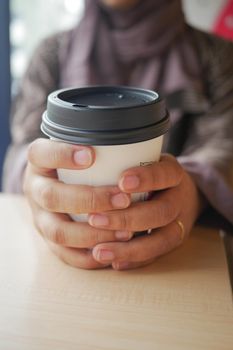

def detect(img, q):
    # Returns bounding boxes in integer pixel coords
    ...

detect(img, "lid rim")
[41,114,170,146]
[41,86,169,145]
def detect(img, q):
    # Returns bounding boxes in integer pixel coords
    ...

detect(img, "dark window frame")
[0,0,11,190]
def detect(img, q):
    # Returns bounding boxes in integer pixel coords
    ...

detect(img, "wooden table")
[0,194,232,350]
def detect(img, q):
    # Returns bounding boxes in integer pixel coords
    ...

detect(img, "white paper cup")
[41,86,169,221]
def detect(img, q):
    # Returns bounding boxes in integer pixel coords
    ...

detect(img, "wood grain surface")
[0,194,232,350]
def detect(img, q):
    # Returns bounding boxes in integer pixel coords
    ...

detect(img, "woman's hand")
[23,138,131,269]
[89,154,205,270]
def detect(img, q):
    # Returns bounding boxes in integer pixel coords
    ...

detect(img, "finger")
[47,241,109,269]
[33,206,132,248]
[27,138,94,173]
[88,186,180,231]
[118,154,184,193]
[28,174,131,213]
[92,220,185,265]
[112,259,155,271]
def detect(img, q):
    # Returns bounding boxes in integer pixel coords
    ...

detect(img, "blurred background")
[0,0,233,189]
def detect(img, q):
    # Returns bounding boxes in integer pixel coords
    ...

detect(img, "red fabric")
[213,0,233,40]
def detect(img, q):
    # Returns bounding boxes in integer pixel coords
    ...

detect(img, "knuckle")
[27,140,39,164]
[79,229,93,248]
[47,223,67,245]
[167,206,177,223]
[161,165,182,188]
[149,165,157,187]
[93,230,102,244]
[120,211,131,230]
[93,230,110,245]
[161,161,173,183]
[165,157,184,186]
[39,184,57,211]
[174,162,184,184]
[161,153,175,162]
[156,198,177,225]
[83,188,98,212]
[51,144,69,166]
[156,155,184,188]
[86,229,115,248]
[153,164,167,189]
[166,197,178,221]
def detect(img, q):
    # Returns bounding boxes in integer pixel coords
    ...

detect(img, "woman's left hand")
[88,154,205,270]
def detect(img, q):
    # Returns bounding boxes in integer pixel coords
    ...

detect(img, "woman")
[3,0,233,270]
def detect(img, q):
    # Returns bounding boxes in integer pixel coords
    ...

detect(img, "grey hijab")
[59,0,205,119]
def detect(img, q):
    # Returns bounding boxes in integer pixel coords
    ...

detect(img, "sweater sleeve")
[178,33,233,224]
[2,34,60,193]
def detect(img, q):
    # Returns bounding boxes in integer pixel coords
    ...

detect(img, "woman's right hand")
[23,138,132,269]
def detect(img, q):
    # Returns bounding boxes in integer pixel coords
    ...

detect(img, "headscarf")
[59,0,205,119]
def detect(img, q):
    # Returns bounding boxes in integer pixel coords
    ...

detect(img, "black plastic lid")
[41,86,170,145]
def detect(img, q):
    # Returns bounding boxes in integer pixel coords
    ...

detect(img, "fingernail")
[89,214,109,227]
[96,249,115,262]
[111,193,130,208]
[112,262,129,270]
[115,230,131,241]
[74,149,92,166]
[119,175,140,190]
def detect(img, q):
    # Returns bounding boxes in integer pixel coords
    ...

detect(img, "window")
[10,0,84,92]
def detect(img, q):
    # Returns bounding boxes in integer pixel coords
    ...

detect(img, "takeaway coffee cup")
[41,86,169,221]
